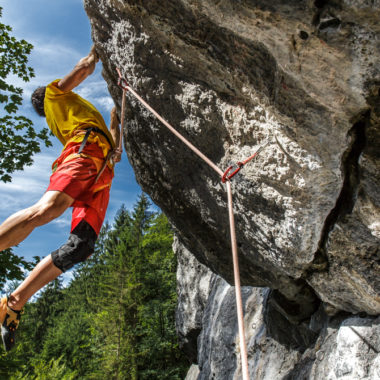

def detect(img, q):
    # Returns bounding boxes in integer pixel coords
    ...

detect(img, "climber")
[0,45,122,351]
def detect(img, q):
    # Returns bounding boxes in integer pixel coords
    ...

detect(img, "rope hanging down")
[116,68,267,380]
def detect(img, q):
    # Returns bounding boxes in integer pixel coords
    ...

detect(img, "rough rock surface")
[178,249,379,379]
[84,0,380,378]
[175,236,217,362]
[85,0,379,315]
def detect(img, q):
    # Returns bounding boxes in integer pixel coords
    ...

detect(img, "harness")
[77,126,113,155]
[52,126,116,191]
[77,126,116,183]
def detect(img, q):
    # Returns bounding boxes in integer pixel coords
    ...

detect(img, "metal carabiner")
[116,67,129,90]
[221,162,244,183]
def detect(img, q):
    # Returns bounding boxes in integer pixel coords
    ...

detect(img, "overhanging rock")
[84,0,380,315]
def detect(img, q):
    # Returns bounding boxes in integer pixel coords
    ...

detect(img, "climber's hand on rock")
[58,45,99,91]
[76,45,99,76]
[89,45,99,63]
[81,45,98,76]
[111,148,122,163]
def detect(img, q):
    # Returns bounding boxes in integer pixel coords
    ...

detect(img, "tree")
[91,196,188,379]
[137,212,188,379]
[0,6,51,183]
[0,248,34,290]
[1,197,189,379]
[10,356,77,380]
[91,205,139,379]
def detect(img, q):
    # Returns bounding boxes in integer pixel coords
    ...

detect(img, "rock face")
[177,246,380,379]
[175,236,217,362]
[84,0,379,377]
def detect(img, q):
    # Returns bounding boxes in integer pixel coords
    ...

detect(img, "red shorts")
[47,142,114,235]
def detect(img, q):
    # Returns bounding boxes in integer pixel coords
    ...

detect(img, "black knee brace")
[51,221,97,272]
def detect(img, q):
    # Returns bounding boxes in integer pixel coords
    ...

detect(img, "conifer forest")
[0,195,189,379]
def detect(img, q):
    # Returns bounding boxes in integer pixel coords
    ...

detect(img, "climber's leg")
[1,254,63,351]
[7,255,62,311]
[7,220,97,311]
[0,191,74,252]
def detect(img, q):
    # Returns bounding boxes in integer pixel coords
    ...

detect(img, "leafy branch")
[0,6,51,182]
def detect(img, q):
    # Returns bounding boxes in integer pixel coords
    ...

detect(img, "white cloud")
[76,79,106,99]
[4,39,82,96]
[61,270,74,288]
[50,216,72,228]
[96,96,115,112]
[13,44,113,117]
[76,76,115,114]
[31,41,81,77]
[2,6,112,120]
[0,151,57,220]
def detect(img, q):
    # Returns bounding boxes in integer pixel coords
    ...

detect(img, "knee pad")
[51,221,97,272]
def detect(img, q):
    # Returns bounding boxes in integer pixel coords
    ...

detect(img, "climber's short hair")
[31,86,46,117]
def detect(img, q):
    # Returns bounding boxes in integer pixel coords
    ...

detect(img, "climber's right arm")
[57,45,99,92]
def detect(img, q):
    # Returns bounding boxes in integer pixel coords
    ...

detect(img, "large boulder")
[84,0,380,377]
[85,0,379,315]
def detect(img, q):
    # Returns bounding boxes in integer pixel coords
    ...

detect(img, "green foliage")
[9,356,77,380]
[3,196,189,379]
[0,248,34,290]
[91,195,188,379]
[0,343,24,379]
[0,6,51,182]
[22,279,65,355]
[0,254,37,376]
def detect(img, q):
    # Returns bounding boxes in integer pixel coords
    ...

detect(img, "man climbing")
[0,46,122,351]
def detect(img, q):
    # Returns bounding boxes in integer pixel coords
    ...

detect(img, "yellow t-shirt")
[44,79,115,156]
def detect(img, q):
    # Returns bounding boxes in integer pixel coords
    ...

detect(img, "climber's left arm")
[110,107,122,163]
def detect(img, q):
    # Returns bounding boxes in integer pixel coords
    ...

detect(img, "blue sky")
[1,1,143,280]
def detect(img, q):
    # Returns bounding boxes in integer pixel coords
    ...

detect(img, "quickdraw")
[222,141,269,183]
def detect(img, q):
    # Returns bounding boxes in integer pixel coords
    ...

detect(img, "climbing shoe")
[0,296,23,352]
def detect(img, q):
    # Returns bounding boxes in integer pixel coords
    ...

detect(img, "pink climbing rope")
[116,68,262,380]
[116,68,223,178]
[119,87,126,153]
[226,180,250,380]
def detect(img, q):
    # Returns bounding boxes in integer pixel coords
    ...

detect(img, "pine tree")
[3,196,189,379]
[91,204,137,379]
[136,212,188,379]
[0,248,34,290]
